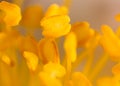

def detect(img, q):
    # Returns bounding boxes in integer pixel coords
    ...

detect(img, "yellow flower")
[0,1,21,26]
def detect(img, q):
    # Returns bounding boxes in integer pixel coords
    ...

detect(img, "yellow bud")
[64,32,77,62]
[23,51,38,71]
[0,1,21,26]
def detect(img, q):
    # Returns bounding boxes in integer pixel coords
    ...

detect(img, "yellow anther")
[41,15,71,38]
[71,72,92,86]
[23,51,38,71]
[1,55,13,66]
[38,38,59,63]
[39,72,62,86]
[44,4,68,18]
[20,5,43,29]
[115,14,120,22]
[0,1,21,26]
[100,25,120,61]
[71,22,94,47]
[40,4,70,38]
[39,62,65,86]
[64,32,77,62]
[43,62,66,78]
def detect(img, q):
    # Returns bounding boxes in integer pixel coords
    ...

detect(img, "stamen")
[89,53,108,81]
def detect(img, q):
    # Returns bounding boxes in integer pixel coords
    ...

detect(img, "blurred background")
[20,0,120,30]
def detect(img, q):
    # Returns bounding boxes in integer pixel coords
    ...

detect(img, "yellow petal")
[38,38,59,63]
[64,32,77,62]
[0,1,21,26]
[23,51,38,71]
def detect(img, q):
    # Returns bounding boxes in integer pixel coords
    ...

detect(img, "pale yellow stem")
[89,53,108,81]
[0,62,11,86]
[64,55,72,86]
[29,73,40,86]
[72,50,88,71]
[83,53,94,76]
